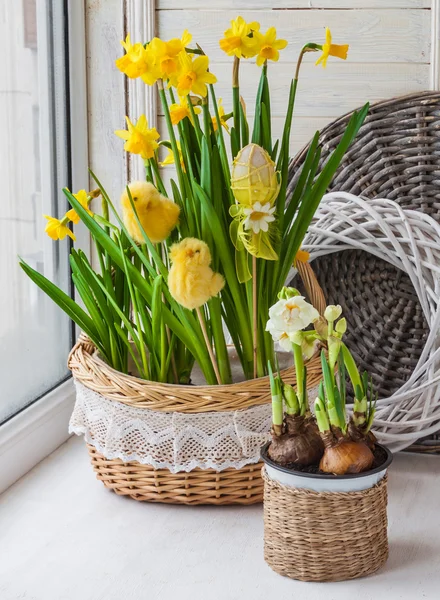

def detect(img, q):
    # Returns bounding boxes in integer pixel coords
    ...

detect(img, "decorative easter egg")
[231,143,279,207]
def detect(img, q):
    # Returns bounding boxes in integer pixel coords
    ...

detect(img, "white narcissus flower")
[242,201,276,234]
[266,296,320,342]
[265,320,292,352]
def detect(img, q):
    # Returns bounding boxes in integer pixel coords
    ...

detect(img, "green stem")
[201,98,212,147]
[232,56,241,150]
[144,160,154,184]
[292,343,305,414]
[252,254,258,379]
[187,97,203,145]
[208,297,232,384]
[209,84,233,201]
[158,82,186,193]
[149,155,168,196]
[196,305,222,385]
[268,361,283,435]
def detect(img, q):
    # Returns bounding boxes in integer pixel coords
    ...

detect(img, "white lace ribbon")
[69,381,273,472]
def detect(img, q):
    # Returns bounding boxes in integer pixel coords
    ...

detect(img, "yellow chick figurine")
[121,181,180,244]
[168,238,225,310]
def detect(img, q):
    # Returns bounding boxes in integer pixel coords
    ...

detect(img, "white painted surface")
[85,0,126,201]
[0,436,439,600]
[159,9,431,64]
[159,1,432,8]
[432,0,440,90]
[126,0,158,182]
[0,380,75,494]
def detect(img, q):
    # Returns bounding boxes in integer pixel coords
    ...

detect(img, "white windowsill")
[0,439,439,599]
[0,378,75,494]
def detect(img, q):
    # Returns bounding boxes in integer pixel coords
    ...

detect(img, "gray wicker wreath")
[297,192,440,452]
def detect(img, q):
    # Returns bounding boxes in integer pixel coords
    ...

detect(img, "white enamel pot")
[261,441,393,493]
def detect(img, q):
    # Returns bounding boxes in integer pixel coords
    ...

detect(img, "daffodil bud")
[324,304,342,322]
[335,317,347,335]
[277,286,300,300]
[231,143,280,207]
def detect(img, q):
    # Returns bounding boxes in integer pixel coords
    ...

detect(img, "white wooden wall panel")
[158,9,430,64]
[155,2,437,166]
[85,0,127,201]
[159,1,431,8]
[157,63,430,119]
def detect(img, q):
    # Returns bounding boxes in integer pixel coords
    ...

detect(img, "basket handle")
[296,260,326,315]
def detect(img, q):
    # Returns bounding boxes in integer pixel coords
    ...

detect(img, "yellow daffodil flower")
[219,16,261,59]
[169,95,201,126]
[115,115,160,160]
[255,27,287,67]
[149,30,192,78]
[115,34,149,79]
[44,216,75,241]
[160,141,186,172]
[172,53,217,97]
[211,98,229,132]
[315,27,349,68]
[65,189,93,224]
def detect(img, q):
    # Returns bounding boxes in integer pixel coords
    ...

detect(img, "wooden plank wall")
[85,0,127,200]
[157,0,435,164]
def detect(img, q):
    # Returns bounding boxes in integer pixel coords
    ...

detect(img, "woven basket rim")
[67,260,326,413]
[68,335,324,413]
[69,334,320,393]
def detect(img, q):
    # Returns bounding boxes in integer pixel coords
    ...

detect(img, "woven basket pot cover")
[287,91,440,438]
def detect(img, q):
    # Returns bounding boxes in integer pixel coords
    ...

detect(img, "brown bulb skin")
[348,419,377,450]
[268,415,324,467]
[319,440,374,475]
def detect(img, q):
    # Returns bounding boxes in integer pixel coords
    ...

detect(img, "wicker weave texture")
[309,249,429,398]
[68,335,323,414]
[70,324,324,504]
[263,468,389,582]
[88,444,264,505]
[288,91,440,213]
[73,347,322,504]
[287,92,440,443]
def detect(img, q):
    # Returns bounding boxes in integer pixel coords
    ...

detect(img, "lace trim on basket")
[69,381,273,472]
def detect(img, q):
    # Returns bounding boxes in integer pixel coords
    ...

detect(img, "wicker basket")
[288,91,440,450]
[262,468,389,582]
[68,262,325,505]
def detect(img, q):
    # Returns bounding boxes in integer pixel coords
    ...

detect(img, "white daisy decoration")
[242,201,276,234]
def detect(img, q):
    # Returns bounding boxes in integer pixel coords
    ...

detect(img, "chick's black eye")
[133,197,138,201]
[195,250,200,253]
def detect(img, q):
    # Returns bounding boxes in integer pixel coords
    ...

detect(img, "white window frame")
[0,0,89,494]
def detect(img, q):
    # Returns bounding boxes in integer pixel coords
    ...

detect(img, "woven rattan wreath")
[295,192,440,452]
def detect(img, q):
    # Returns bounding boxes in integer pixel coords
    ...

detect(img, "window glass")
[0,0,72,422]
